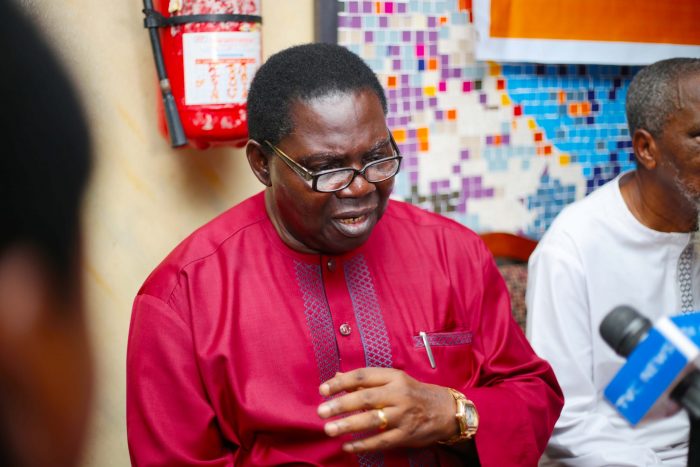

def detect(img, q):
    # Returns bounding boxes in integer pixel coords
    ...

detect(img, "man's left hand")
[317,368,458,453]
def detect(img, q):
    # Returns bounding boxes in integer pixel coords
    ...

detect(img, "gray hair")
[626,57,700,137]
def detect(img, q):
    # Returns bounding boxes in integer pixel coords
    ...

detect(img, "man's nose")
[336,170,376,198]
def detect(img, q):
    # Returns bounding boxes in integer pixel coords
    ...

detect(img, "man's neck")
[620,170,697,233]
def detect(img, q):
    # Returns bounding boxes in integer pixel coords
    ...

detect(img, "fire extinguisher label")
[182,31,261,106]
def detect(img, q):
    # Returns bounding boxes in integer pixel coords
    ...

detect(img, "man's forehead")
[675,72,700,110]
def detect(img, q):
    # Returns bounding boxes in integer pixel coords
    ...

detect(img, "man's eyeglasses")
[264,133,402,193]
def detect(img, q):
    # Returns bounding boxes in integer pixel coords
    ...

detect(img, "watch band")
[438,387,479,444]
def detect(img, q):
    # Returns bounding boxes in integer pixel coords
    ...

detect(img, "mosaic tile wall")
[337,0,641,238]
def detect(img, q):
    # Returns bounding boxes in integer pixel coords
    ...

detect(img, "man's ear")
[246,140,272,187]
[632,129,658,171]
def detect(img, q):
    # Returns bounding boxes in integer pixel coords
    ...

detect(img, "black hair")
[246,42,388,145]
[0,0,91,289]
[626,57,700,137]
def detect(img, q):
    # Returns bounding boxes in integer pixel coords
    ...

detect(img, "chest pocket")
[411,330,475,386]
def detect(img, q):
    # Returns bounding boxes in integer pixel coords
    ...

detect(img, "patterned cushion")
[498,263,529,333]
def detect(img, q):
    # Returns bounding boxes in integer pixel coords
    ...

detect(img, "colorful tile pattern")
[337,0,640,238]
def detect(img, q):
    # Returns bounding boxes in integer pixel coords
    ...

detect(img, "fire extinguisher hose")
[142,0,188,148]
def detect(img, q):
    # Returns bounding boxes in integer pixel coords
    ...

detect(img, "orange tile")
[488,61,501,76]
[581,101,591,115]
[387,75,397,88]
[428,58,438,70]
[536,146,544,156]
[544,145,552,155]
[558,90,566,104]
[568,103,579,116]
[534,131,543,142]
[416,127,429,142]
[459,0,472,11]
[375,2,381,14]
[493,135,501,145]
[419,140,429,152]
[440,16,448,25]
[447,109,457,120]
[392,128,407,143]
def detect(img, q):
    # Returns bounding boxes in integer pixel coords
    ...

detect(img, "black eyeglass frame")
[264,132,402,193]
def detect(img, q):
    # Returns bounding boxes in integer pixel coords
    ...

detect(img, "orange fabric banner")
[490,0,700,46]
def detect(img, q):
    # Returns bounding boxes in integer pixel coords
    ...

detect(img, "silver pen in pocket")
[419,331,436,369]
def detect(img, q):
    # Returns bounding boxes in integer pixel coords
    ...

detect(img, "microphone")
[600,306,700,467]
[600,306,700,424]
[600,305,653,358]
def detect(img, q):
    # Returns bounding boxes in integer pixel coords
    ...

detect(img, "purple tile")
[479,93,487,104]
[363,1,372,13]
[451,68,461,78]
[430,181,438,193]
[402,31,411,41]
[417,31,425,42]
[403,101,411,111]
[338,15,348,27]
[406,156,418,168]
[408,142,417,152]
[429,31,438,42]
[393,59,401,70]
[461,149,470,160]
[436,110,443,120]
[429,97,438,107]
[486,135,493,145]
[416,100,424,111]
[400,116,410,125]
[390,103,398,113]
[410,172,419,184]
[502,134,510,145]
[429,45,438,56]
[401,87,410,97]
[484,188,495,197]
[379,16,388,27]
[348,2,359,13]
[388,89,397,99]
[441,69,450,80]
[408,129,416,138]
[440,180,450,188]
[452,164,461,174]
[428,16,436,28]
[413,88,421,97]
[397,2,406,13]
[350,16,361,28]
[386,116,397,126]
[364,31,374,42]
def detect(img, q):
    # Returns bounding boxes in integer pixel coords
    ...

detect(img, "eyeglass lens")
[316,158,400,192]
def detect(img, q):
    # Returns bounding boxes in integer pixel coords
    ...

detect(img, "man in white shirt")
[527,57,700,466]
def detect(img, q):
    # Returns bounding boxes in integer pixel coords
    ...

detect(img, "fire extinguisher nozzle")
[163,93,187,148]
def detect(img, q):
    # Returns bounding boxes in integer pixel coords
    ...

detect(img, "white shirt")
[527,172,700,466]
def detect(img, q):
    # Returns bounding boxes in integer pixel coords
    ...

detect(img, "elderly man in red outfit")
[127,43,563,466]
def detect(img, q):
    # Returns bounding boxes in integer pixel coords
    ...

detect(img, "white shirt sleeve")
[526,238,664,466]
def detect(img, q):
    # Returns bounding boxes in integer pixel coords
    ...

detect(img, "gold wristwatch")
[438,387,479,444]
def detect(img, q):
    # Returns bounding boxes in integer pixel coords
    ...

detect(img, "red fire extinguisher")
[143,0,262,149]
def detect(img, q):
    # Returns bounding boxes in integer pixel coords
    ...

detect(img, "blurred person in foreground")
[0,1,93,466]
[527,58,700,466]
[127,42,563,466]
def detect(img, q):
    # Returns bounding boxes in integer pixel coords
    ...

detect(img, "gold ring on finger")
[376,408,388,430]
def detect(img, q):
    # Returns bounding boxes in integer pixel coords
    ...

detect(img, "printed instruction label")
[183,31,261,106]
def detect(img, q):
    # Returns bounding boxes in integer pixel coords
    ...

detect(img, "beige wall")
[16,1,314,465]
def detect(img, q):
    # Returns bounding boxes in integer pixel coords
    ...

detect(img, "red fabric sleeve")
[127,294,235,467]
[464,244,564,467]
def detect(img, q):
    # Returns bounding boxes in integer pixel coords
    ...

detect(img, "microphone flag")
[605,311,700,425]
